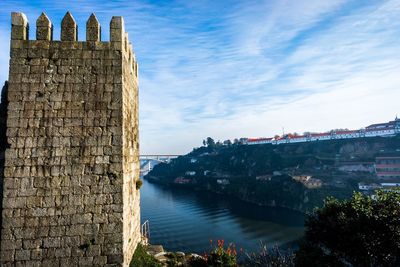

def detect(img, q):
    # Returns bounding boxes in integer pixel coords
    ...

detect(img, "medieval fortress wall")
[1,11,140,266]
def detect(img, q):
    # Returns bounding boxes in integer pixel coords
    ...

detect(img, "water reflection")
[141,179,304,253]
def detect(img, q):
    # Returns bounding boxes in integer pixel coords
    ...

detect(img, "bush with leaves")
[186,255,208,267]
[136,179,143,190]
[295,191,400,267]
[204,240,237,267]
[243,243,294,267]
[130,244,161,267]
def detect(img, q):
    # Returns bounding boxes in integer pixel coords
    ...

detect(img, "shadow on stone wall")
[0,81,9,240]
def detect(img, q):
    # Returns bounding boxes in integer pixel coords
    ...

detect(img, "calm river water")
[140,179,305,254]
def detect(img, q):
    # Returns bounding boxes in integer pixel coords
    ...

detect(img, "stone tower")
[1,12,140,266]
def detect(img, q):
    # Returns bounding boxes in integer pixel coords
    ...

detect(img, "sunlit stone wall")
[1,11,140,266]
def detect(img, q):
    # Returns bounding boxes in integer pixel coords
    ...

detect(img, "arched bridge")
[139,155,182,176]
[140,154,182,162]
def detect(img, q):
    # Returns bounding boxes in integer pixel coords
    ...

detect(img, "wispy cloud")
[0,0,399,154]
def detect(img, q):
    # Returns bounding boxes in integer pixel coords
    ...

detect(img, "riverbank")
[146,176,309,214]
[132,243,205,267]
[145,173,354,214]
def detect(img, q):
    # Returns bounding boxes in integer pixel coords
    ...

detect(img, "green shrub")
[136,179,143,190]
[242,243,294,267]
[130,244,161,267]
[205,240,237,267]
[186,256,208,267]
[295,191,400,267]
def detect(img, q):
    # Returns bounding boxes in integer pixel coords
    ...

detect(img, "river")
[140,179,305,254]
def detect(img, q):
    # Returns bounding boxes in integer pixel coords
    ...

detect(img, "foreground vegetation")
[130,244,162,267]
[295,190,400,267]
[132,191,400,267]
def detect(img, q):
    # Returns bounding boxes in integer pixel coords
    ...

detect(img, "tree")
[223,139,232,146]
[295,191,400,267]
[206,137,215,147]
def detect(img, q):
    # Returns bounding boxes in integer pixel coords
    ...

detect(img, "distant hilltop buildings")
[375,156,400,179]
[245,117,400,145]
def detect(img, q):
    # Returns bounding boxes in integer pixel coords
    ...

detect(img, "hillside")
[145,135,400,212]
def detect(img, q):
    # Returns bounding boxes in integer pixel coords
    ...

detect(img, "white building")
[381,182,400,187]
[358,183,381,191]
[245,117,400,146]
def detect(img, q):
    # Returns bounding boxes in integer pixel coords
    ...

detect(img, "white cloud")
[0,0,399,154]
[140,0,400,153]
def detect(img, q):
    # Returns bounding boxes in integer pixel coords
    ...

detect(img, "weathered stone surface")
[86,13,101,42]
[1,11,140,267]
[61,12,77,41]
[110,16,125,50]
[11,13,29,41]
[36,12,52,41]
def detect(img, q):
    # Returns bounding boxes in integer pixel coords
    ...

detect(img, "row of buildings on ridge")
[244,117,400,145]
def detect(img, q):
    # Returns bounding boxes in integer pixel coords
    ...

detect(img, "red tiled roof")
[336,130,358,134]
[247,137,273,142]
[289,135,306,139]
[246,119,398,144]
[311,133,330,137]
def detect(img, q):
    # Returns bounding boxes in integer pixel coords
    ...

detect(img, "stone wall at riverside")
[1,12,140,266]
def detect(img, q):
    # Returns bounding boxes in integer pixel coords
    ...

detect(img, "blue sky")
[0,0,399,154]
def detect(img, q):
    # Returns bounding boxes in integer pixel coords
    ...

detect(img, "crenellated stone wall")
[1,11,140,266]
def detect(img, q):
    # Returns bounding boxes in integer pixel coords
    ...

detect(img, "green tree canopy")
[295,191,400,267]
[206,137,215,147]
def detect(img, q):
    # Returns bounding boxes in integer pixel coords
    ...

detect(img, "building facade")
[375,156,400,179]
[246,117,400,146]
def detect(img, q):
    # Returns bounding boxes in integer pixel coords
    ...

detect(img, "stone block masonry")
[1,11,140,266]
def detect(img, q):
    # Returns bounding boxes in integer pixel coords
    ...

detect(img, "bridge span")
[140,154,182,162]
[139,155,183,176]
